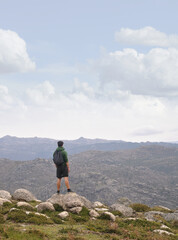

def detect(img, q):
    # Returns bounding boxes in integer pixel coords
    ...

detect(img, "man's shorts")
[56,164,68,178]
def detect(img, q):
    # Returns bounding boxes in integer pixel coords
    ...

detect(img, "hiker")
[53,141,72,194]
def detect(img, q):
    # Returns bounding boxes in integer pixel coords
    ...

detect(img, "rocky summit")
[0,188,177,239]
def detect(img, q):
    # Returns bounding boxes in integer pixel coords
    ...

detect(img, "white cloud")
[131,126,163,137]
[0,85,13,109]
[0,29,35,73]
[27,81,55,105]
[91,48,178,97]
[115,27,178,47]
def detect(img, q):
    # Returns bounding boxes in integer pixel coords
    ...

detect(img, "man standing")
[53,141,72,194]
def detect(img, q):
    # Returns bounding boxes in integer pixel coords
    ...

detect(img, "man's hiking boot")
[57,190,60,194]
[67,189,73,193]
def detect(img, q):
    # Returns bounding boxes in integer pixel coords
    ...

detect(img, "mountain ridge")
[0,135,178,161]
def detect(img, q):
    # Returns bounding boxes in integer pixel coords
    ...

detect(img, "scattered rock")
[153,229,174,236]
[93,201,104,208]
[34,212,50,218]
[110,203,134,217]
[89,210,100,218]
[117,197,132,207]
[103,212,116,221]
[145,211,178,222]
[58,211,69,219]
[95,208,109,212]
[0,197,11,206]
[0,190,11,200]
[9,208,19,212]
[37,202,55,212]
[160,224,170,230]
[17,202,34,210]
[164,212,178,221]
[69,207,82,214]
[13,189,37,202]
[144,211,165,221]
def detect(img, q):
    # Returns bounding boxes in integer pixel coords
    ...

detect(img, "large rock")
[13,189,37,202]
[110,203,134,217]
[0,190,11,200]
[69,207,82,214]
[0,197,11,206]
[164,212,178,221]
[144,211,165,221]
[37,202,55,212]
[46,193,64,207]
[63,193,84,209]
[117,197,132,207]
[47,192,93,211]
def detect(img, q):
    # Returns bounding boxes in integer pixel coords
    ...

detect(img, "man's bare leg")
[57,178,61,192]
[64,177,70,190]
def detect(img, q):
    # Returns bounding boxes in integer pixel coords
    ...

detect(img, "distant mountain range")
[0,135,178,160]
[0,145,177,208]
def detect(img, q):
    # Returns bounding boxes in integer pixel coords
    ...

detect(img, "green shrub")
[150,206,173,213]
[60,227,79,233]
[98,213,111,220]
[27,216,53,225]
[53,204,64,212]
[111,210,123,217]
[0,213,5,224]
[7,210,28,223]
[27,213,53,225]
[130,203,150,212]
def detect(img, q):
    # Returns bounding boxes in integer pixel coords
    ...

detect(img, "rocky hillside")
[0,135,178,160]
[0,188,177,240]
[0,145,177,209]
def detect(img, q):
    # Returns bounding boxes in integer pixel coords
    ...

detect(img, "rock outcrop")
[13,189,37,202]
[0,190,12,200]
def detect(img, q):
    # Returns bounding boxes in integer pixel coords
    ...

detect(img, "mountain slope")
[0,145,177,208]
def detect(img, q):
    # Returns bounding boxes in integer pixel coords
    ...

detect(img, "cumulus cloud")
[91,48,178,97]
[0,29,35,73]
[27,81,55,105]
[115,27,178,47]
[0,85,13,109]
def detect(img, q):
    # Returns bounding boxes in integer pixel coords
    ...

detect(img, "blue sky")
[0,0,178,141]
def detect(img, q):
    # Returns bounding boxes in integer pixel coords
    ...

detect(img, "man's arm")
[63,151,70,172]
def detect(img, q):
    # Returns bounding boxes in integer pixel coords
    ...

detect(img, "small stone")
[9,208,19,212]
[0,197,11,206]
[160,224,170,230]
[93,201,104,208]
[58,211,69,219]
[89,210,100,218]
[103,212,116,221]
[37,202,55,212]
[69,207,82,214]
[95,208,109,212]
